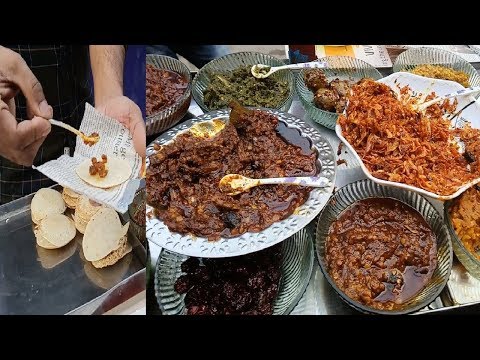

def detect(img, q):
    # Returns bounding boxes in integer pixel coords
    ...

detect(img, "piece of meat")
[330,79,351,98]
[304,68,329,92]
[314,88,338,112]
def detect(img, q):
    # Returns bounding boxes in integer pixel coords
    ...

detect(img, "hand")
[0,46,53,119]
[0,99,51,166]
[0,46,52,166]
[95,95,146,157]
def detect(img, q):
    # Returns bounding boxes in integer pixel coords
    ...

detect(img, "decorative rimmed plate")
[336,71,480,201]
[146,108,336,257]
[315,179,453,315]
[155,225,315,315]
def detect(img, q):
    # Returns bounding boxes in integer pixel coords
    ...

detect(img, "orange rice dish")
[449,187,480,259]
[338,79,480,196]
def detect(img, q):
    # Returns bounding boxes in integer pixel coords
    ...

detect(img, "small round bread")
[31,188,66,224]
[62,187,80,209]
[76,156,132,189]
[92,235,132,268]
[82,207,125,261]
[74,196,104,234]
[34,229,59,250]
[39,214,76,248]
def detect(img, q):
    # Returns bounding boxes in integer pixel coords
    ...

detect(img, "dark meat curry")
[146,64,188,116]
[326,198,437,311]
[147,104,318,240]
[174,244,282,315]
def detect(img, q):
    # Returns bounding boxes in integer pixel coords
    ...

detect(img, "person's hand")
[0,46,53,166]
[95,95,146,158]
[0,99,51,166]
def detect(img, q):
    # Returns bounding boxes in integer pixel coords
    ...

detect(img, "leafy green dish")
[203,66,289,110]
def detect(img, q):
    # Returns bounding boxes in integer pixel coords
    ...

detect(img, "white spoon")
[251,61,327,79]
[415,86,480,111]
[219,173,331,196]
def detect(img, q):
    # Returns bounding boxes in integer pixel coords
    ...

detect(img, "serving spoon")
[49,119,100,145]
[219,174,331,196]
[251,61,327,79]
[414,86,480,112]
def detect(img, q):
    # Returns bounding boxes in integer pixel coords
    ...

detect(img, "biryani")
[339,79,480,196]
[449,187,480,259]
[409,64,470,88]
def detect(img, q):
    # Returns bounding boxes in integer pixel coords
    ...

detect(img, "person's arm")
[89,45,125,106]
[89,45,146,158]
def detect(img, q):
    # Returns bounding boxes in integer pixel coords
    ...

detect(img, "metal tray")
[0,184,146,315]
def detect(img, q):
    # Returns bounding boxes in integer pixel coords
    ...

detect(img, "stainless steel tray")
[0,184,146,315]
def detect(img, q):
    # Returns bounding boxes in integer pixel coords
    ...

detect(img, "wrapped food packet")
[34,104,142,213]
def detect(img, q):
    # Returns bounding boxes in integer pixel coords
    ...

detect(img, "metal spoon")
[415,86,480,112]
[219,173,331,196]
[49,119,100,145]
[251,61,327,79]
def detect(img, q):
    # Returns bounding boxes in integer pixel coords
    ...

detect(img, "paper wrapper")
[34,103,142,213]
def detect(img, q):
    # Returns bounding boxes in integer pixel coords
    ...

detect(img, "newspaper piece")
[386,45,480,63]
[34,103,142,213]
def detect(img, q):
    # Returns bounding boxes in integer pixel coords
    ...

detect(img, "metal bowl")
[146,55,192,136]
[296,56,382,130]
[155,225,315,315]
[315,179,453,315]
[393,46,480,89]
[192,51,294,113]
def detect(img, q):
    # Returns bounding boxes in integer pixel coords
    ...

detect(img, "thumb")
[16,116,51,149]
[13,58,53,119]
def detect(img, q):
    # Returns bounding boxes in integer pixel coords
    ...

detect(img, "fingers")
[6,97,16,118]
[128,102,146,158]
[21,135,48,166]
[10,53,53,119]
[0,108,48,166]
[16,116,51,149]
[131,119,146,157]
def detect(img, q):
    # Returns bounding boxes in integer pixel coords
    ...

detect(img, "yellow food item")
[410,64,470,88]
[449,187,480,259]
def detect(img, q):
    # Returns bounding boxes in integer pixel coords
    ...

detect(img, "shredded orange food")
[450,187,480,259]
[338,79,480,196]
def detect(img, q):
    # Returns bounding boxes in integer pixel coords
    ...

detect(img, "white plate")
[146,108,336,258]
[336,71,480,200]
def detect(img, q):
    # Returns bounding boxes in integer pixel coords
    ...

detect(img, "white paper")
[34,103,142,213]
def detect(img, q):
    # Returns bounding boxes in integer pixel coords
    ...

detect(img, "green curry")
[203,66,289,110]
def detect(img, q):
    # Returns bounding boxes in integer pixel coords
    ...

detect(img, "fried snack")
[339,79,480,196]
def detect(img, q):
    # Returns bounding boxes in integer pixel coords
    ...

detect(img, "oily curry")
[147,105,318,240]
[326,198,437,311]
